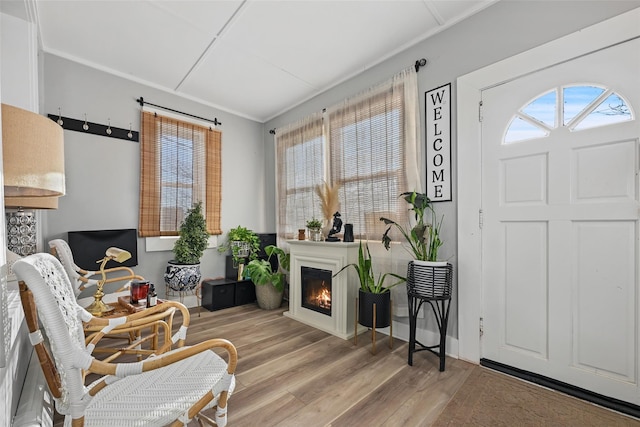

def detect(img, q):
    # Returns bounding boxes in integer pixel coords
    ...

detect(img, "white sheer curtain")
[274,112,325,248]
[326,67,420,316]
[326,66,421,241]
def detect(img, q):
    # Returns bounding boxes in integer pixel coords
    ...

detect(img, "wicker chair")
[14,253,237,427]
[49,238,144,297]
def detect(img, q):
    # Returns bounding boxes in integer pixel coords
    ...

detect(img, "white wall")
[0,9,38,423]
[42,54,269,297]
[263,1,640,344]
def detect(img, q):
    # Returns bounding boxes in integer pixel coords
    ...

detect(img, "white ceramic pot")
[413,260,448,267]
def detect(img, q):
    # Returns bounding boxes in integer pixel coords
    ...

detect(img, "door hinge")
[479,209,484,229]
[479,101,483,122]
[480,317,484,338]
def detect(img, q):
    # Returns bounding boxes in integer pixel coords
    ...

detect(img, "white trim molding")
[456,7,640,364]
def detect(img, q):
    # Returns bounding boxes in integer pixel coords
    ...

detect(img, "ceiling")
[2,0,496,123]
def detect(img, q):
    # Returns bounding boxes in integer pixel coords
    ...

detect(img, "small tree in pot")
[164,202,210,294]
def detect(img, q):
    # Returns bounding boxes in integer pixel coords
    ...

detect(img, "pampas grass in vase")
[316,181,341,236]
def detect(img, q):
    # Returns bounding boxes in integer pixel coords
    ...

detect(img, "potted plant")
[334,241,405,328]
[217,225,261,270]
[306,218,323,242]
[380,191,444,264]
[243,245,290,309]
[164,201,210,293]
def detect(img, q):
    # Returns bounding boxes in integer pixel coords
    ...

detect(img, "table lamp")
[2,103,65,256]
[86,247,132,316]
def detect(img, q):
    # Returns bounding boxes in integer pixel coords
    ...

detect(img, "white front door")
[481,37,640,403]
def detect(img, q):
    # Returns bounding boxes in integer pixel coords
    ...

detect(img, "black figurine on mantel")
[326,211,343,242]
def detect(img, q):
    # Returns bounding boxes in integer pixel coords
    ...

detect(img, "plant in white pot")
[164,201,210,294]
[306,218,323,242]
[217,225,260,279]
[243,245,289,310]
[380,191,444,264]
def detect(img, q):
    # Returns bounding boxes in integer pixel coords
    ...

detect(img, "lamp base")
[86,298,115,317]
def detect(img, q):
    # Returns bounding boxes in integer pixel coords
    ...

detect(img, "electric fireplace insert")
[301,266,332,316]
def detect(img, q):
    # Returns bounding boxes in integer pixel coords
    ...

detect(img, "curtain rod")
[136,97,222,126]
[268,59,426,136]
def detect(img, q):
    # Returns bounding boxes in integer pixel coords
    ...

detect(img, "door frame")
[456,7,640,364]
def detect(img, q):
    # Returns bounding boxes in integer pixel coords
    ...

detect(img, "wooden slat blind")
[139,111,221,237]
[275,112,325,241]
[274,67,418,243]
[327,83,407,240]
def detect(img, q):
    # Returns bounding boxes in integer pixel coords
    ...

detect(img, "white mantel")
[284,240,366,340]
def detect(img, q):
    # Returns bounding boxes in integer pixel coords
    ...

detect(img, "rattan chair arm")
[85,301,190,343]
[86,338,237,397]
[85,317,173,348]
[84,305,178,330]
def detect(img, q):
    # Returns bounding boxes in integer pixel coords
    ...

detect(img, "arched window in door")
[505,84,634,144]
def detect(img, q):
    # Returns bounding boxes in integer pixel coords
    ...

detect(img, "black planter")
[358,289,391,328]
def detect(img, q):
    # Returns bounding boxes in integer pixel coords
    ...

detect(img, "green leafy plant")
[173,201,210,264]
[380,191,444,262]
[217,225,261,264]
[333,241,405,294]
[306,218,323,229]
[243,245,290,292]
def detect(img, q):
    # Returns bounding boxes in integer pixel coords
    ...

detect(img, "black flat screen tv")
[67,228,138,269]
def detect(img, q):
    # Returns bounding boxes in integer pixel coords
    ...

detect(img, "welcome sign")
[425,83,452,202]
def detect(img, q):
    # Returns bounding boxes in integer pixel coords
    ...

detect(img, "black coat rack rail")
[47,114,139,142]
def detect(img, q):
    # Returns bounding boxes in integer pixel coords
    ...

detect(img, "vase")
[322,221,333,241]
[343,223,354,242]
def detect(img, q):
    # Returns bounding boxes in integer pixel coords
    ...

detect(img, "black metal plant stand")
[407,261,453,371]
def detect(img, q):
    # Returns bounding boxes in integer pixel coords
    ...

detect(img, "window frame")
[139,108,222,239]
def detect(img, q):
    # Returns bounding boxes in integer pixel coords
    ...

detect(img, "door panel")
[482,38,640,403]
[503,221,548,359]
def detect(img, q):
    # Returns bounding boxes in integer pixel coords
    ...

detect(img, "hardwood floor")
[189,302,473,426]
[54,301,475,426]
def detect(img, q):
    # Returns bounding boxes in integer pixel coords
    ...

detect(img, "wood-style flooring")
[55,301,475,426]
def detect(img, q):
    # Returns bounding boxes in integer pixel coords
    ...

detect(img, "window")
[275,113,325,239]
[139,111,222,237]
[505,84,633,144]
[328,87,408,239]
[275,68,419,242]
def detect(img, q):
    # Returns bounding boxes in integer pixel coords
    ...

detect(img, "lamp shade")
[2,103,65,198]
[4,196,58,209]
